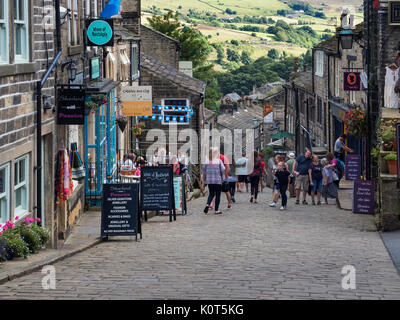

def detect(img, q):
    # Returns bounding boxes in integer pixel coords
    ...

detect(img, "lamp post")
[339,29,354,50]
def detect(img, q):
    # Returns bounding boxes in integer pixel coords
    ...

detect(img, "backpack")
[335,158,345,174]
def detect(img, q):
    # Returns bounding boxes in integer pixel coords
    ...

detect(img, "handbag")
[70,143,85,181]
[332,171,339,181]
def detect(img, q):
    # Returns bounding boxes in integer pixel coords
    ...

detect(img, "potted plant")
[381,123,396,151]
[344,108,368,138]
[132,122,145,136]
[116,114,128,132]
[384,153,398,175]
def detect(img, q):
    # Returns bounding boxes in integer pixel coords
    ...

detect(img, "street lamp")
[339,29,353,50]
[67,62,77,83]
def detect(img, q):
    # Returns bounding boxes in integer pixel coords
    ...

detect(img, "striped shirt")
[202,159,225,185]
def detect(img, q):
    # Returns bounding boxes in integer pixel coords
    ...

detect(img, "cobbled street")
[1,190,400,300]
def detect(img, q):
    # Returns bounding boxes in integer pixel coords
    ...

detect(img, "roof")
[140,53,206,95]
[224,93,242,102]
[217,105,263,131]
[204,108,216,121]
[291,71,313,93]
[114,25,141,40]
[141,25,180,45]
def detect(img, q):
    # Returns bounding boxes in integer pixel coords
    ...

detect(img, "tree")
[216,45,225,64]
[230,39,239,46]
[267,49,279,60]
[147,11,181,35]
[241,51,252,65]
[227,48,240,63]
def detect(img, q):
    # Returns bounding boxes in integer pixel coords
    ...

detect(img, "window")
[162,99,190,125]
[120,49,130,81]
[349,62,356,104]
[68,0,80,46]
[314,50,324,77]
[14,0,29,62]
[334,58,340,97]
[0,163,10,225]
[317,97,322,124]
[14,154,29,216]
[105,48,116,80]
[0,0,9,63]
[131,43,139,81]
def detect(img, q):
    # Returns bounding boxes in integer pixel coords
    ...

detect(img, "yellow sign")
[263,105,273,117]
[120,86,152,116]
[121,101,152,116]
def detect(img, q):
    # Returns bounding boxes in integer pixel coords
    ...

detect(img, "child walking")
[274,161,291,210]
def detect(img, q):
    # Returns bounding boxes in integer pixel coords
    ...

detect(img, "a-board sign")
[345,155,361,180]
[352,180,375,214]
[86,19,114,47]
[101,183,139,237]
[57,88,85,125]
[140,166,173,211]
[397,123,400,179]
[173,176,187,214]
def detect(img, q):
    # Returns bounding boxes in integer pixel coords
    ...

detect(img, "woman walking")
[249,151,262,204]
[227,160,238,203]
[203,147,225,215]
[309,155,323,205]
[321,158,338,204]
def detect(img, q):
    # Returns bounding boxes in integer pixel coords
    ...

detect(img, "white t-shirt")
[385,67,400,108]
[123,159,135,170]
[236,157,248,176]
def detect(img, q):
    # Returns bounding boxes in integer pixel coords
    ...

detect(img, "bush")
[2,232,30,259]
[31,224,51,247]
[14,225,42,253]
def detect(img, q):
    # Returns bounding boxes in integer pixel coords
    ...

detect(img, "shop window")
[0,162,10,225]
[67,0,80,46]
[0,0,9,63]
[14,154,29,216]
[314,50,324,77]
[14,0,29,62]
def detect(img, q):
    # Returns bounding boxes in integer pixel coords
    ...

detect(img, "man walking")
[293,149,312,205]
[236,152,249,192]
[334,134,354,162]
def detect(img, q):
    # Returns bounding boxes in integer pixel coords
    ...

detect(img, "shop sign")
[90,57,100,80]
[57,88,85,125]
[397,123,400,179]
[140,166,176,222]
[263,105,274,124]
[121,86,152,116]
[352,180,375,214]
[173,176,187,214]
[344,72,360,91]
[345,155,361,180]
[101,183,139,238]
[389,1,400,25]
[86,19,114,47]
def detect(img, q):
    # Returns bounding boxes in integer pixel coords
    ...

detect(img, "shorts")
[273,182,280,192]
[295,174,309,191]
[222,181,230,193]
[312,179,323,192]
[238,175,248,183]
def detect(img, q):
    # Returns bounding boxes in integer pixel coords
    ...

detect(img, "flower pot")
[117,121,127,132]
[387,159,398,175]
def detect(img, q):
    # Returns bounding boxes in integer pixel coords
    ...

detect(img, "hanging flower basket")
[116,115,128,132]
[132,122,145,136]
[344,108,368,138]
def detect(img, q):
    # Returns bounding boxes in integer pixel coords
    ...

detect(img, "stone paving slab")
[0,189,399,299]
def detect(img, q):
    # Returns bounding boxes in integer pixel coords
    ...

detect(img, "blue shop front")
[85,79,120,207]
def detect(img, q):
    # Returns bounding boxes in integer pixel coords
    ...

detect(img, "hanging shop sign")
[120,86,152,116]
[140,166,176,222]
[57,88,85,125]
[263,105,274,124]
[101,183,140,239]
[345,155,361,180]
[344,72,360,91]
[90,57,100,80]
[86,19,114,47]
[352,180,375,214]
[389,1,400,25]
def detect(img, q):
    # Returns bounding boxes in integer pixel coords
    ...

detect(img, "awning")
[271,130,295,139]
[268,139,284,146]
[100,0,121,18]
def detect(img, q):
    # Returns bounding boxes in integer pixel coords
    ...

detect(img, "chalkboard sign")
[101,183,139,238]
[352,180,375,214]
[57,88,85,125]
[345,155,361,180]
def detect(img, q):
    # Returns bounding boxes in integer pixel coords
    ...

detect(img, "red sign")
[344,72,360,91]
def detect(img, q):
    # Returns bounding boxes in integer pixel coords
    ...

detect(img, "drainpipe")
[284,86,287,132]
[293,83,300,156]
[35,0,62,226]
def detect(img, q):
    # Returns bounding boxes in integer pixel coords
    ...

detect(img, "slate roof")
[224,92,242,102]
[204,108,216,121]
[217,106,263,131]
[114,25,141,40]
[291,71,313,93]
[140,53,206,94]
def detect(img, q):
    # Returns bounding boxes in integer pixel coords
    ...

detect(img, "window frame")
[67,0,80,46]
[0,0,9,64]
[131,43,139,81]
[334,57,340,97]
[13,153,29,217]
[161,98,190,125]
[315,50,324,77]
[13,0,29,63]
[0,162,10,225]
